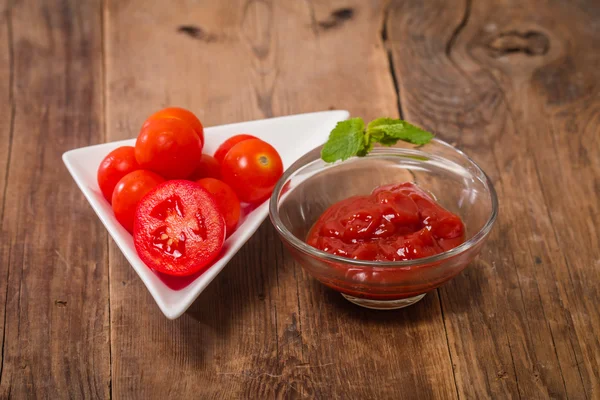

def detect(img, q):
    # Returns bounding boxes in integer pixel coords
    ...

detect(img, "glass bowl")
[269,139,498,310]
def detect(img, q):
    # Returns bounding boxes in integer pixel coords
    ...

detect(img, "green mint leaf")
[367,119,433,145]
[320,116,434,163]
[359,129,384,155]
[378,135,399,146]
[320,118,366,163]
[367,117,399,131]
[368,129,385,143]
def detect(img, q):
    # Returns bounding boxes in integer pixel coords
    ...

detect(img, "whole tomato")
[221,139,283,204]
[135,117,202,179]
[213,134,257,164]
[97,146,139,203]
[112,170,165,233]
[144,107,204,148]
[196,178,241,236]
[188,154,221,181]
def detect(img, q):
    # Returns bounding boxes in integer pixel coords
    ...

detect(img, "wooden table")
[1,0,598,398]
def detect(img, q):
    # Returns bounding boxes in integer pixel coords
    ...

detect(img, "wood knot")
[318,7,354,30]
[497,370,508,379]
[282,313,301,343]
[485,31,549,57]
[55,300,67,307]
[177,25,218,43]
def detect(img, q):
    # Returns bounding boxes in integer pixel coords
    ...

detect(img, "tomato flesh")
[134,180,225,276]
[307,182,465,262]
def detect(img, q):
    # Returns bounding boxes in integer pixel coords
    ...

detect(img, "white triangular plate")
[63,110,349,319]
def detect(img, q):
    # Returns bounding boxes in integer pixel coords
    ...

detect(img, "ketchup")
[307,182,465,262]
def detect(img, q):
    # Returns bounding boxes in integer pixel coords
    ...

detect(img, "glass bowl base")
[341,293,426,310]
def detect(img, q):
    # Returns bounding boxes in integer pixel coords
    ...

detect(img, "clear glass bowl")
[269,139,498,310]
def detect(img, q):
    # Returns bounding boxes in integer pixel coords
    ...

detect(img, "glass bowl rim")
[269,138,499,269]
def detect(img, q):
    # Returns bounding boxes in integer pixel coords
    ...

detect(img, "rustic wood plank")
[0,0,14,393]
[0,0,13,213]
[387,0,600,398]
[0,0,110,398]
[106,0,457,398]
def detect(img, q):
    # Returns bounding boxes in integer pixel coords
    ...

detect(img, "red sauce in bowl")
[307,182,465,262]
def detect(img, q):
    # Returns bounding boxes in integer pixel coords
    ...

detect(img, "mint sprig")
[321,117,433,163]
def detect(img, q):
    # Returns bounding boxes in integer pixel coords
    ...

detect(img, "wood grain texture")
[0,1,13,396]
[0,0,596,398]
[0,0,13,216]
[387,0,599,398]
[105,0,456,398]
[0,0,110,398]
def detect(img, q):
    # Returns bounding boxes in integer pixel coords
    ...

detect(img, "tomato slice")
[134,180,225,276]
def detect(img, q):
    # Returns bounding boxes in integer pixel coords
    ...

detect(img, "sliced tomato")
[134,180,225,276]
[213,134,257,164]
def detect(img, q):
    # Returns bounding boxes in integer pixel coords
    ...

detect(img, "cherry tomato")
[134,180,225,276]
[97,146,140,203]
[144,107,204,148]
[112,170,165,233]
[135,117,202,179]
[213,134,257,164]
[221,139,283,204]
[188,154,221,181]
[196,178,241,236]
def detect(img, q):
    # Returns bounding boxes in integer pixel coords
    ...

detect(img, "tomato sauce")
[307,182,465,262]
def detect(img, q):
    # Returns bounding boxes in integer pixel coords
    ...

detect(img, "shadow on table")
[182,221,278,355]
[180,222,486,362]
[318,258,484,325]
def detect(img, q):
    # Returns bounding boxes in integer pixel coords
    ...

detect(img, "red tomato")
[112,170,165,233]
[135,117,203,179]
[97,146,140,203]
[196,178,241,236]
[221,139,283,204]
[213,134,257,164]
[134,180,225,276]
[145,107,204,148]
[188,154,221,181]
